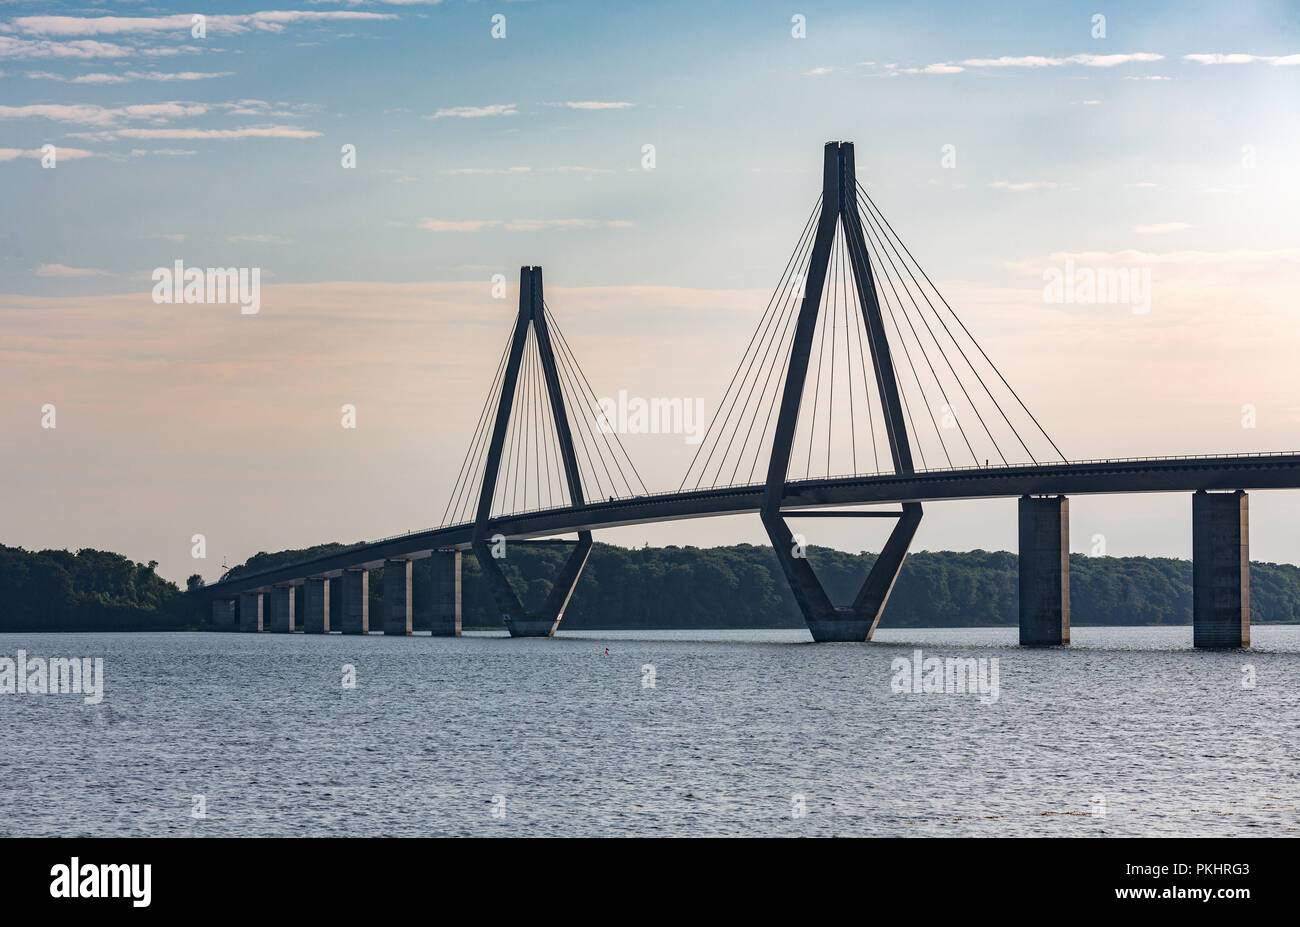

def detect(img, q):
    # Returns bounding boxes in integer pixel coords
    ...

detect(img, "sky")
[1,0,1298,585]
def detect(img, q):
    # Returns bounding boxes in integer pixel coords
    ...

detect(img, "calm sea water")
[0,626,1296,837]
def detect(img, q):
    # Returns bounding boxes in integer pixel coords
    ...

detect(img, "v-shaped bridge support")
[761,142,923,642]
[471,267,593,637]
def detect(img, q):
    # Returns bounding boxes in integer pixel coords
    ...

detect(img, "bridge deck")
[207,452,1300,593]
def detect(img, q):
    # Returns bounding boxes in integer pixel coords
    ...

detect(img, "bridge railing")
[364,450,1300,550]
[796,450,1300,487]
[217,448,1300,587]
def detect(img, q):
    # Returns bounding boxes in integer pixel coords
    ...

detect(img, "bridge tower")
[762,142,923,642]
[470,267,593,637]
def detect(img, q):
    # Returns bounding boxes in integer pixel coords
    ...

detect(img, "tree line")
[3,540,1300,631]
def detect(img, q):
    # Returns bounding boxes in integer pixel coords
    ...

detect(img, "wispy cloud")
[547,100,634,110]
[865,53,1162,76]
[418,218,632,232]
[0,101,252,126]
[26,70,234,83]
[989,181,1060,191]
[442,165,614,176]
[0,146,94,162]
[6,12,397,37]
[912,63,965,74]
[445,166,532,175]
[1184,53,1300,65]
[417,219,502,232]
[227,233,291,243]
[34,263,111,277]
[427,104,518,119]
[962,52,1164,68]
[0,35,135,60]
[1133,222,1195,234]
[129,148,198,157]
[73,126,322,141]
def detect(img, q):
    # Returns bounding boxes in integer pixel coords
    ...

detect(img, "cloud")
[129,148,198,156]
[427,104,518,119]
[445,166,532,175]
[1005,247,1300,275]
[550,101,634,109]
[443,165,615,176]
[869,53,1161,76]
[989,181,1060,191]
[1132,222,1194,234]
[0,103,121,125]
[7,12,397,37]
[504,219,600,231]
[74,126,321,141]
[0,35,135,60]
[802,67,836,76]
[418,218,632,232]
[891,62,966,74]
[34,263,111,277]
[27,70,234,83]
[0,146,94,162]
[961,52,1163,68]
[1184,53,1300,65]
[418,219,502,232]
[965,55,1064,67]
[0,101,216,126]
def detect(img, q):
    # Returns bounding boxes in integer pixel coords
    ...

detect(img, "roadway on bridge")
[208,451,1300,592]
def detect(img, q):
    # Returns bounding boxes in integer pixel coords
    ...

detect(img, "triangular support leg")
[762,503,921,641]
[471,531,593,637]
[470,266,595,637]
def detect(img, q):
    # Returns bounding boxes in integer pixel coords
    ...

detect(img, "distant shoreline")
[5,541,1300,632]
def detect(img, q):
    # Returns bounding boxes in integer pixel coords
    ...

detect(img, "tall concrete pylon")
[761,142,923,642]
[470,267,593,637]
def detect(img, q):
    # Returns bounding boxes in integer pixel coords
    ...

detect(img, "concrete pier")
[1018,494,1070,645]
[383,559,412,635]
[429,550,462,636]
[341,568,369,635]
[1192,490,1250,648]
[304,576,331,634]
[268,585,296,633]
[211,598,236,631]
[238,591,264,632]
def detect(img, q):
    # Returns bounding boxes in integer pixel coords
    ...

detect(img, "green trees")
[450,544,1300,630]
[0,545,187,631]
[1,540,1298,631]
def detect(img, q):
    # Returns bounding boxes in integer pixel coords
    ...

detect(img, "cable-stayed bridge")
[205,142,1300,648]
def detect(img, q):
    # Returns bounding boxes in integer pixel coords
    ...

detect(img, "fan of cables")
[680,187,1065,492]
[440,303,647,527]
